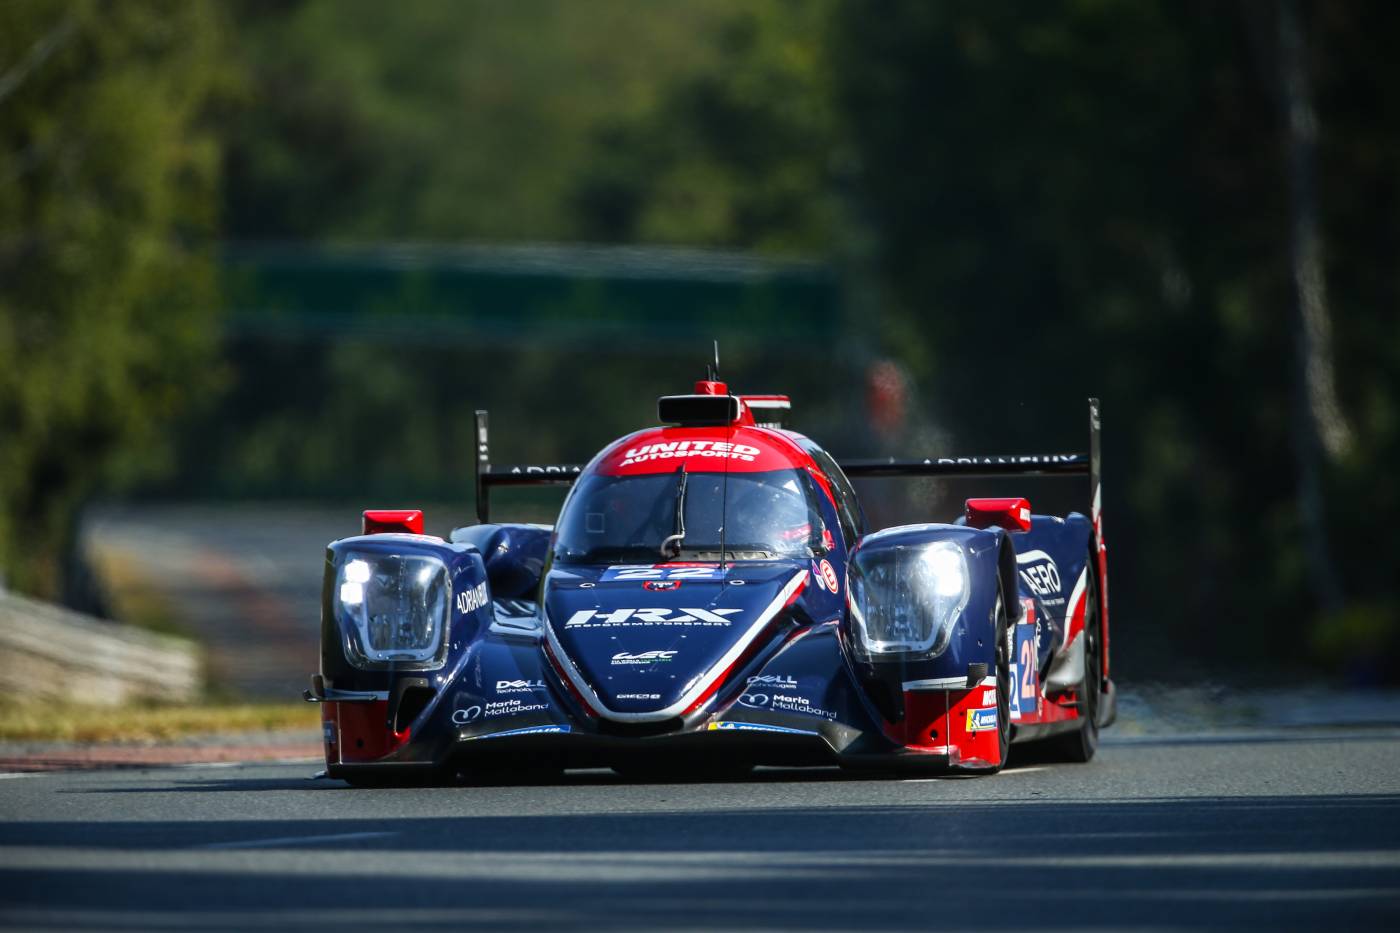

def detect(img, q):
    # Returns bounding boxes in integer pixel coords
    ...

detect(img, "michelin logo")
[966,707,998,733]
[707,722,818,736]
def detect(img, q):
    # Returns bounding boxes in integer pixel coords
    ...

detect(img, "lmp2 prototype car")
[307,378,1115,783]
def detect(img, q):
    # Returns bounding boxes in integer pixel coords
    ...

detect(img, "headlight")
[333,551,449,669]
[849,541,969,658]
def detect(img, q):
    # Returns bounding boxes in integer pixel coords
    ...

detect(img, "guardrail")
[0,591,202,704]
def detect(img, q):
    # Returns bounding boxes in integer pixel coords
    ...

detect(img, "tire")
[1048,554,1101,763]
[989,585,1012,773]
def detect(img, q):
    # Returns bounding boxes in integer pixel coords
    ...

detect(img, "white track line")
[197,831,397,850]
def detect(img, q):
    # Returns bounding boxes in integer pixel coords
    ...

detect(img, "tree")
[0,0,228,597]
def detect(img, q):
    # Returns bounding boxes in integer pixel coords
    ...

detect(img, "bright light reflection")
[922,545,966,598]
[339,581,365,605]
[344,560,371,584]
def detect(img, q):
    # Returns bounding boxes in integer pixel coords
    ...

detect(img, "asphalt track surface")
[3,728,1400,931]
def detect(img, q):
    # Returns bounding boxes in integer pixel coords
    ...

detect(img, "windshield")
[554,468,827,564]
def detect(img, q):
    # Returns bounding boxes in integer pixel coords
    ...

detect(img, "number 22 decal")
[1019,638,1037,700]
[606,566,722,581]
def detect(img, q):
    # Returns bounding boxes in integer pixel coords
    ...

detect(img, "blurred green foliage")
[3,0,1396,680]
[221,0,779,243]
[0,0,228,597]
[823,1,1400,677]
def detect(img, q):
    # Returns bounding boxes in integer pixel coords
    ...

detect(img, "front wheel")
[962,585,1012,774]
[991,586,1012,772]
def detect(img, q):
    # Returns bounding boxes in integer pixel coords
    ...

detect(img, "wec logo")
[564,607,741,627]
[611,650,678,665]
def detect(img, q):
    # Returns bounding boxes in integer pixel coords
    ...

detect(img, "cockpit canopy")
[553,467,827,564]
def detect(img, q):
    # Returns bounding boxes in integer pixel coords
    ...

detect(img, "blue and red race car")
[307,376,1115,783]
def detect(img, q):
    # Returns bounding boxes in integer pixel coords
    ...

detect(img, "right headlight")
[333,550,450,670]
[849,540,970,658]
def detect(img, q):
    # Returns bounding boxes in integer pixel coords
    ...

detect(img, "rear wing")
[840,397,1101,492]
[473,398,1102,524]
[473,411,581,524]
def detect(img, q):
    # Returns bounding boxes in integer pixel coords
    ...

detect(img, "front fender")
[844,523,1008,688]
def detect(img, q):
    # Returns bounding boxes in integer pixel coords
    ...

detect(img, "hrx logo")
[564,607,741,627]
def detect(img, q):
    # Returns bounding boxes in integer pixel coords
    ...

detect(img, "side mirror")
[363,509,425,535]
[964,497,1031,533]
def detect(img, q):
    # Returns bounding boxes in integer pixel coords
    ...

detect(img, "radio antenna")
[719,375,731,573]
[707,340,720,382]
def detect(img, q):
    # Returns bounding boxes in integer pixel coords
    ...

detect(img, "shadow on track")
[6,794,1400,929]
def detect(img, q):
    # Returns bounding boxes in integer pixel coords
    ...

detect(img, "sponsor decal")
[767,692,837,720]
[495,679,545,694]
[966,707,998,733]
[740,685,834,719]
[611,650,678,666]
[455,699,550,723]
[484,699,549,718]
[509,465,580,476]
[564,607,741,628]
[747,674,798,687]
[619,441,760,468]
[936,455,1082,466]
[477,725,571,739]
[644,580,681,591]
[602,565,724,582]
[981,688,997,706]
[455,581,490,614]
[706,721,819,736]
[322,722,335,744]
[615,692,661,701]
[815,559,839,593]
[1016,551,1063,598]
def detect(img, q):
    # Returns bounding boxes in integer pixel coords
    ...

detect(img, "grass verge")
[0,700,319,744]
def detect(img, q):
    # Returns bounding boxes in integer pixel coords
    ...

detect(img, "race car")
[306,377,1114,783]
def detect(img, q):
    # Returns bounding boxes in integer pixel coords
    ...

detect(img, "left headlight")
[334,551,449,669]
[848,540,970,658]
